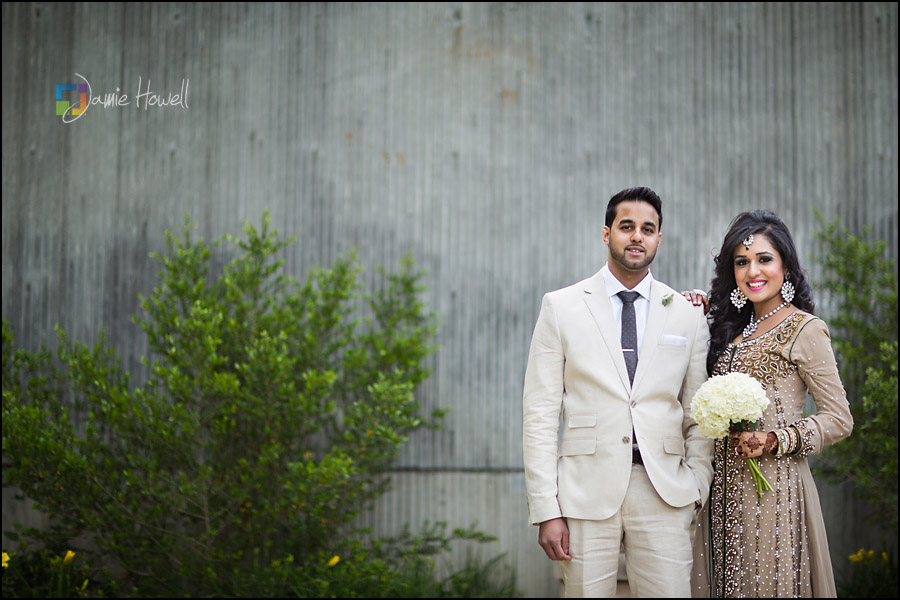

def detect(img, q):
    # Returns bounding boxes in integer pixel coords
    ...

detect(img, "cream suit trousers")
[561,464,695,598]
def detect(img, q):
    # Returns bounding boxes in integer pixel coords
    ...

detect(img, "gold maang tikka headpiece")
[743,234,754,250]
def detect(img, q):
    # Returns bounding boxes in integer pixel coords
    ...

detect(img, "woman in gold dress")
[691,210,853,597]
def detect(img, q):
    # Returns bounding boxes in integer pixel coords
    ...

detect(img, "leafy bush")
[1,548,93,598]
[1,212,520,597]
[812,213,898,533]
[207,522,518,598]
[835,547,899,598]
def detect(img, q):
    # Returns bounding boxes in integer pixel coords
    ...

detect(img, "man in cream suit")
[522,187,713,597]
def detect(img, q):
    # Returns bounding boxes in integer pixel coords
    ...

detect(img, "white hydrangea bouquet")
[692,372,773,497]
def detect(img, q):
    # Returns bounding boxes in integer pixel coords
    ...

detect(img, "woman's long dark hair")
[706,210,815,375]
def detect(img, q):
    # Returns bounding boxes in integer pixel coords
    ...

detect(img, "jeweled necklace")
[743,301,789,338]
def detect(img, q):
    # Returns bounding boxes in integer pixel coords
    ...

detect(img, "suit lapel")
[582,273,632,390]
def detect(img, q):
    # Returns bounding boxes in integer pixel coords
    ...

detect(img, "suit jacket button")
[630,400,637,408]
[622,436,630,444]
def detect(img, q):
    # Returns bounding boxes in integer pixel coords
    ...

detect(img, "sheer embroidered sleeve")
[782,316,853,456]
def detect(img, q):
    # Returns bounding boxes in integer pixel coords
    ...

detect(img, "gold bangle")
[788,425,802,455]
[774,429,788,457]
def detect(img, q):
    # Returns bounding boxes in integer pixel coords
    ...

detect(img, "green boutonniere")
[662,293,674,306]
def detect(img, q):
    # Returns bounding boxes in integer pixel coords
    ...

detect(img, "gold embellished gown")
[691,312,853,598]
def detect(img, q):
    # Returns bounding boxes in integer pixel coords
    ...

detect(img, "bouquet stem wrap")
[745,456,773,497]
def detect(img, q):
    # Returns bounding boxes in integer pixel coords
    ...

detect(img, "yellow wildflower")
[326,555,340,567]
[2,551,9,569]
[849,548,867,563]
[63,550,75,565]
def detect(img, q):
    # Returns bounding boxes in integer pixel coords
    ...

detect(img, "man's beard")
[609,243,656,272]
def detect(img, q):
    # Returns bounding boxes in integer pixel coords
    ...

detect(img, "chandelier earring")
[731,287,748,311]
[781,273,795,304]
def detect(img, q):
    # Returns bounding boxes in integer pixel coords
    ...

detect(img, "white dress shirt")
[601,264,652,354]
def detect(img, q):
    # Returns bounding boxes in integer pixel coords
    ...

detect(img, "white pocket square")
[660,334,687,346]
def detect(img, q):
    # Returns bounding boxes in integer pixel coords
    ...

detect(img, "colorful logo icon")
[56,82,88,117]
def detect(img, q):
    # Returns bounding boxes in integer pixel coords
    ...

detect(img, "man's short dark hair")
[605,187,663,230]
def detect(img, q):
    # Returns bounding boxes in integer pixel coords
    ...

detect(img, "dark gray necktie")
[618,291,640,385]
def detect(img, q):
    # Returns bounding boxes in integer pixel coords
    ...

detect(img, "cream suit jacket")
[523,269,713,525]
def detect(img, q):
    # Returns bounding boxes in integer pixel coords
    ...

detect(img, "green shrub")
[1,212,518,597]
[208,522,518,598]
[812,213,899,533]
[835,547,899,598]
[1,547,95,598]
